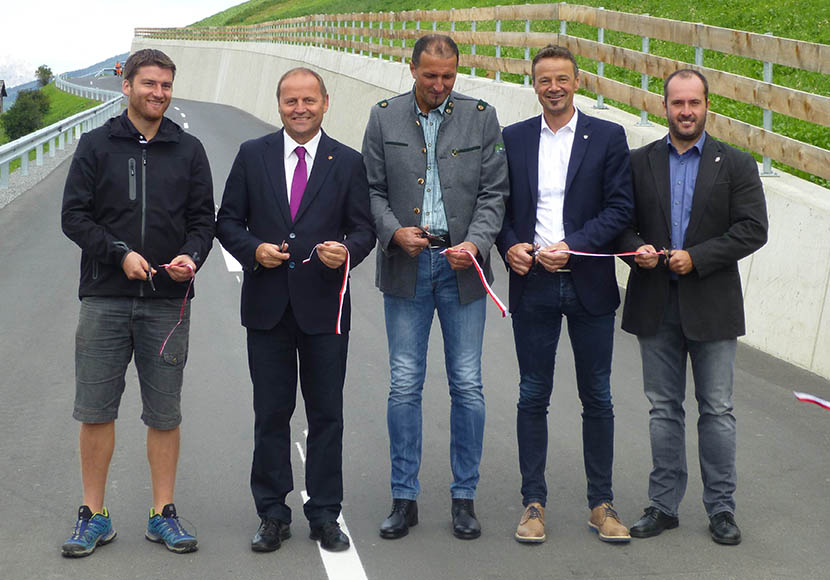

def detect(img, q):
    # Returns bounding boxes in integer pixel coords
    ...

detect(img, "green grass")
[189,0,830,187]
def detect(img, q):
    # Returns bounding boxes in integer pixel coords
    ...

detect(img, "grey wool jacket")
[362,89,509,304]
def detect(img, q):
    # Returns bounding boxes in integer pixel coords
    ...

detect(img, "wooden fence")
[135,3,830,182]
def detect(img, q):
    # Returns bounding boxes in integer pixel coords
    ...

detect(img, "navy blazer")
[496,112,634,315]
[216,129,375,334]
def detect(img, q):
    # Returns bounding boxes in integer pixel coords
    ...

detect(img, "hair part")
[276,67,328,101]
[531,44,579,82]
[411,34,460,67]
[123,49,176,83]
[664,68,709,101]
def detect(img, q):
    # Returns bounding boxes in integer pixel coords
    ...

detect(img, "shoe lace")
[601,504,622,523]
[69,514,107,542]
[156,514,196,541]
[526,505,543,520]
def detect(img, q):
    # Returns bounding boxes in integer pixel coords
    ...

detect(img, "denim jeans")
[512,270,616,509]
[638,284,737,517]
[384,248,486,500]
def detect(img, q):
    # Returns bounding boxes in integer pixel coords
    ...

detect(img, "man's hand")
[444,241,479,271]
[255,242,290,268]
[317,241,348,269]
[165,254,196,282]
[669,249,694,275]
[506,243,536,275]
[537,241,570,272]
[392,227,429,257]
[122,251,155,281]
[634,244,660,269]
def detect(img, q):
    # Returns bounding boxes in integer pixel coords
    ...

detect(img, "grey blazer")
[362,89,509,304]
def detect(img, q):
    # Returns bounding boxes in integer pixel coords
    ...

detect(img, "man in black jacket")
[60,49,215,557]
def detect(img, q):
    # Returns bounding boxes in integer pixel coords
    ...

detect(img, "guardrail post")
[560,19,567,35]
[352,20,356,53]
[471,20,477,77]
[594,7,607,109]
[360,20,364,56]
[21,151,29,176]
[0,163,9,189]
[761,32,778,177]
[49,136,56,158]
[637,21,652,126]
[495,20,502,82]
[432,10,437,31]
[59,131,66,151]
[695,45,703,66]
[369,20,373,58]
[389,16,395,61]
[524,19,531,86]
[36,143,43,167]
[402,21,407,62]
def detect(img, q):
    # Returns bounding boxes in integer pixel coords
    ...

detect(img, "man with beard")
[618,69,768,545]
[61,49,215,557]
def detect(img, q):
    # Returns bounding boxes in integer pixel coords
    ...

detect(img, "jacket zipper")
[140,148,147,297]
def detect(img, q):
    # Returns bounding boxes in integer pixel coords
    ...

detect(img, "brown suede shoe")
[588,502,631,543]
[515,502,546,543]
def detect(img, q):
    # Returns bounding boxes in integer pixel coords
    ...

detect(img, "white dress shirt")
[535,109,578,248]
[283,130,322,202]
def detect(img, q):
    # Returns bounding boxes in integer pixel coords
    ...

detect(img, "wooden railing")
[136,3,830,182]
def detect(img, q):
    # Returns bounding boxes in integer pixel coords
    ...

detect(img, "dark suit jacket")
[618,134,768,341]
[496,112,634,315]
[216,129,375,334]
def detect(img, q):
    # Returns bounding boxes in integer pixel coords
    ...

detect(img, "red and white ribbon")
[158,262,195,356]
[303,243,350,335]
[542,248,669,258]
[794,391,830,412]
[440,248,507,318]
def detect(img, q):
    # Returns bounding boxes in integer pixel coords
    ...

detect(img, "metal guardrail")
[0,75,123,189]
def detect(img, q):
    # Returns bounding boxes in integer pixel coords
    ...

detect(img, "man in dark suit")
[496,45,634,544]
[618,69,767,546]
[216,67,374,553]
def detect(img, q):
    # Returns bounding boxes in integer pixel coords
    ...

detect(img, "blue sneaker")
[61,505,117,558]
[145,503,198,553]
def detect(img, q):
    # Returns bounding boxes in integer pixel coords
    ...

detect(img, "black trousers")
[247,307,348,527]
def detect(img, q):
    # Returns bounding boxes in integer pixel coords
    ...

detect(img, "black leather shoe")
[379,499,419,539]
[451,499,481,540]
[629,506,679,538]
[310,521,350,552]
[709,512,741,545]
[251,518,291,552]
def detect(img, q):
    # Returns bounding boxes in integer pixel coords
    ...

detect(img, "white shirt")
[535,108,578,248]
[283,130,321,202]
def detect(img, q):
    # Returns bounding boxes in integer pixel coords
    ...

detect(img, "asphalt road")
[1,79,830,580]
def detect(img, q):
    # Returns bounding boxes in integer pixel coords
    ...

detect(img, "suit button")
[417,178,425,185]
[422,148,426,154]
[289,233,296,239]
[414,207,421,214]
[289,261,295,269]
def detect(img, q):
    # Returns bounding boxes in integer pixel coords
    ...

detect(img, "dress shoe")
[588,502,631,543]
[515,502,545,543]
[251,518,290,552]
[379,499,418,539]
[629,506,679,538]
[310,521,350,552]
[709,511,741,545]
[451,499,481,540]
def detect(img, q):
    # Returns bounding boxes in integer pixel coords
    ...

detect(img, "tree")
[36,65,53,87]
[0,89,50,140]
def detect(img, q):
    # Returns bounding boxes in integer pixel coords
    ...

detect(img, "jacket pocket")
[128,158,136,200]
[92,260,99,280]
[384,141,409,147]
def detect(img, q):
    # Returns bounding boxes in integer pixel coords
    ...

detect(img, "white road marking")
[174,106,180,111]
[297,429,368,580]
[183,122,189,130]
[180,113,186,118]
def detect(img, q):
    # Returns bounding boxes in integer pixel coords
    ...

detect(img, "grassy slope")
[192,0,829,186]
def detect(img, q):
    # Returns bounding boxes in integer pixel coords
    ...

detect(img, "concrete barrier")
[132,38,830,379]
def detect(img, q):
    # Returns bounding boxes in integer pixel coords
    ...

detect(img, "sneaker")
[61,505,117,558]
[515,502,546,543]
[588,502,631,543]
[145,503,198,553]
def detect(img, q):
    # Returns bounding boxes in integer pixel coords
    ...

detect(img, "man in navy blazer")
[216,68,374,554]
[496,45,633,544]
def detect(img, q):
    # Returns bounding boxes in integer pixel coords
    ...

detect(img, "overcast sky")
[1,0,239,86]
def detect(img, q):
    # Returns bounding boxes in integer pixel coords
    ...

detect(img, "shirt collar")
[667,131,706,155]
[541,107,578,136]
[283,129,322,161]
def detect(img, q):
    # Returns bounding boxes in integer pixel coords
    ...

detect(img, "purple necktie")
[290,146,307,221]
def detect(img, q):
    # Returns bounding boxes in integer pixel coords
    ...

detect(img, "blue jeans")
[638,284,737,517]
[384,249,486,500]
[512,270,616,509]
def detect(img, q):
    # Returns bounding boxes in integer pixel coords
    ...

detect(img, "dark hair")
[276,67,328,101]
[531,44,579,82]
[123,49,176,83]
[663,68,709,101]
[411,34,459,67]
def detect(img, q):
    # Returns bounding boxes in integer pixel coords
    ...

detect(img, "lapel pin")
[328,155,333,160]
[583,134,588,139]
[715,156,721,163]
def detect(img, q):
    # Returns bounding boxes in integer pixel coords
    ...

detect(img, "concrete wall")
[133,38,830,379]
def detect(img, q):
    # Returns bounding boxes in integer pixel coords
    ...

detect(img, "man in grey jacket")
[362,34,508,541]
